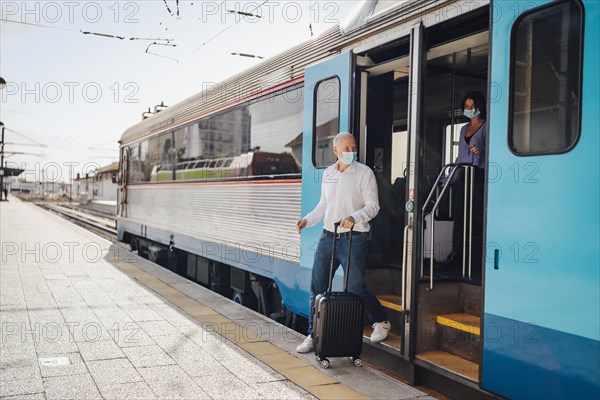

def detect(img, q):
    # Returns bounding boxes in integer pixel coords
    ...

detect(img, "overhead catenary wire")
[5,128,47,148]
[81,31,125,40]
[162,0,173,15]
[2,142,47,147]
[198,0,270,48]
[146,42,179,63]
[1,151,46,158]
[2,18,172,43]
[1,18,74,31]
[130,37,175,42]
[227,10,262,18]
[182,0,226,32]
[88,140,119,149]
[230,52,264,59]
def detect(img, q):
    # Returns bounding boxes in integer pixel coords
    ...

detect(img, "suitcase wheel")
[319,359,330,369]
[352,358,363,367]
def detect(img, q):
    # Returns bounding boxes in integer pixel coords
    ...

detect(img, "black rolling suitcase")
[312,223,364,369]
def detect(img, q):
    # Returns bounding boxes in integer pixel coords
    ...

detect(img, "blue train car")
[483,1,599,398]
[117,1,599,398]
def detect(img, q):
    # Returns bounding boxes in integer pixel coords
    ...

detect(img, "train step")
[436,313,481,363]
[415,351,479,382]
[363,326,402,352]
[377,294,403,312]
[375,294,404,337]
[437,313,480,335]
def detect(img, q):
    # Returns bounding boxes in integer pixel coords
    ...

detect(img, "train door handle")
[494,249,500,270]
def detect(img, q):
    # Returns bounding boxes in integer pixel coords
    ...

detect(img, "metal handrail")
[420,164,460,283]
[400,219,412,356]
[464,165,474,279]
[421,163,475,290]
[401,223,411,311]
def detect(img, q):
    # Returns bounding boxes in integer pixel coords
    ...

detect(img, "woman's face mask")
[464,108,481,119]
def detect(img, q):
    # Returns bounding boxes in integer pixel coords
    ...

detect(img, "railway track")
[36,202,118,243]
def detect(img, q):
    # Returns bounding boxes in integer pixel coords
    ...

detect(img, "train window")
[128,144,145,184]
[444,123,467,166]
[509,0,582,155]
[145,137,159,183]
[157,132,176,182]
[174,126,189,177]
[313,77,340,168]
[391,130,409,184]
[247,85,304,171]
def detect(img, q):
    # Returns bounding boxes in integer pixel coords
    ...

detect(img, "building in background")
[93,162,118,203]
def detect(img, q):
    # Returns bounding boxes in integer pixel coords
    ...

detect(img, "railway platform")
[0,197,435,400]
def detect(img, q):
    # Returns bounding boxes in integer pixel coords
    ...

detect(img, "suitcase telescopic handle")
[327,222,354,292]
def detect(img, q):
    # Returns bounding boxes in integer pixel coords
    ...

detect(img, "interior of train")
[358,6,489,383]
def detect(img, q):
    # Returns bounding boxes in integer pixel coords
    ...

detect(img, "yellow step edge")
[376,295,403,312]
[436,314,480,336]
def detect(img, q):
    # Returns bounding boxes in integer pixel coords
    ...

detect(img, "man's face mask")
[340,152,357,165]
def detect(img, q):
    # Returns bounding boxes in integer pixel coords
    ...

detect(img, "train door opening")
[359,7,491,387]
[412,31,489,385]
[360,53,411,353]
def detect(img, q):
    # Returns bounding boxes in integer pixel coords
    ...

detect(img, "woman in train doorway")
[451,91,487,282]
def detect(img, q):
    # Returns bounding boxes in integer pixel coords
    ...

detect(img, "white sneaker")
[371,321,391,343]
[296,336,313,353]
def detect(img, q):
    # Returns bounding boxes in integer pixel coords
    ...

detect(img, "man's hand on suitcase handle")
[338,216,355,230]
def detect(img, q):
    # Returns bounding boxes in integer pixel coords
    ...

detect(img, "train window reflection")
[313,77,340,168]
[156,132,176,182]
[147,138,159,182]
[509,0,582,155]
[128,144,145,183]
[127,85,303,184]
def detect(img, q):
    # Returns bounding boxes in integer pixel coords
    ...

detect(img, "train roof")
[119,0,445,146]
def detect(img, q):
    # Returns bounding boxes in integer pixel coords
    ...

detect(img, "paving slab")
[194,372,264,399]
[0,376,44,398]
[121,344,176,368]
[38,352,87,378]
[251,380,318,400]
[86,358,143,386]
[137,365,211,399]
[97,381,157,400]
[76,338,126,361]
[42,373,102,400]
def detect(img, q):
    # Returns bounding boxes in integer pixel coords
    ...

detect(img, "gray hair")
[332,132,355,148]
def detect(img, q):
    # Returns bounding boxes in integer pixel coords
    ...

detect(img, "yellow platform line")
[107,248,366,400]
[436,315,480,336]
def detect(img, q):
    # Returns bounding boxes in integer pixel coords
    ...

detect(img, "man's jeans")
[307,231,387,335]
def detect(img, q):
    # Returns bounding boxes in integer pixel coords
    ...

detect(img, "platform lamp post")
[0,77,6,200]
[0,121,6,201]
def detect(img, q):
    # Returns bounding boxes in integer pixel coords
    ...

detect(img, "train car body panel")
[123,181,301,263]
[483,0,600,397]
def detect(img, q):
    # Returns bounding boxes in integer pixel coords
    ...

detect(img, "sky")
[0,0,359,182]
